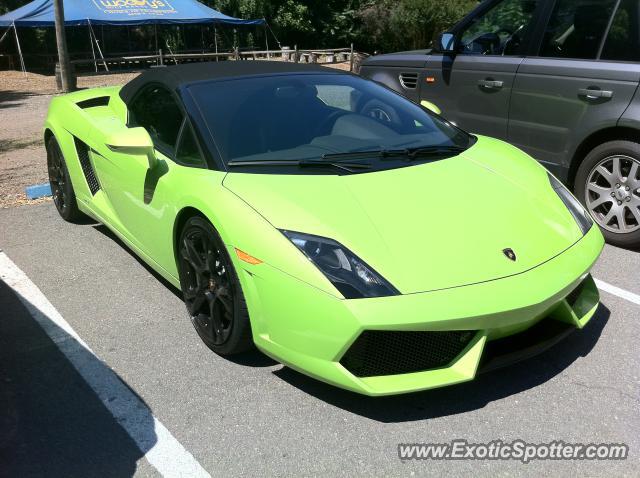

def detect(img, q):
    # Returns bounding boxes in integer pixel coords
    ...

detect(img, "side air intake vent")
[340,330,476,377]
[76,96,110,109]
[74,137,100,195]
[399,72,419,89]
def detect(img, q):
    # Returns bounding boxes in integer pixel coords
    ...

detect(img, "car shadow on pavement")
[0,277,156,477]
[93,224,183,301]
[225,349,279,367]
[92,224,277,369]
[273,304,610,423]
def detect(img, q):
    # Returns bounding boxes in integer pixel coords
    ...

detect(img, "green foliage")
[0,0,27,15]
[203,0,478,51]
[357,0,477,52]
[272,0,313,36]
[2,0,480,60]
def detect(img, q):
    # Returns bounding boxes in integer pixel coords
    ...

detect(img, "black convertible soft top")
[119,61,345,104]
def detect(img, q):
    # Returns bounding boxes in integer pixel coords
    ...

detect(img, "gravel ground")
[0,71,141,208]
[0,70,142,95]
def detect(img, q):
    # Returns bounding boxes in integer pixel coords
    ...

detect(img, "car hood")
[360,50,432,69]
[222,137,583,294]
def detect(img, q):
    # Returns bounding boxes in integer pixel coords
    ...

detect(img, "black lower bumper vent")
[340,330,476,377]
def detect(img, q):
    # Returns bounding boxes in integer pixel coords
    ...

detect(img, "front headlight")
[548,173,593,235]
[282,230,399,299]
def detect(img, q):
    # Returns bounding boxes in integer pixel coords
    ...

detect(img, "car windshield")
[187,73,473,167]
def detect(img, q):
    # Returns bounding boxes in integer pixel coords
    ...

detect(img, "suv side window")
[129,85,183,155]
[539,0,617,59]
[601,0,640,62]
[458,0,541,56]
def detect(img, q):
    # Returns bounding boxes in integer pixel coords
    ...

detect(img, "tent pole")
[214,25,218,61]
[165,34,176,64]
[13,23,27,78]
[233,28,238,56]
[88,21,97,72]
[0,28,11,47]
[265,21,282,50]
[153,23,160,66]
[89,21,108,72]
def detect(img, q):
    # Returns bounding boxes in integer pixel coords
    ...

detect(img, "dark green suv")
[360,0,640,248]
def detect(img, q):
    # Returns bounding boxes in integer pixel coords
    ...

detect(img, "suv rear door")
[508,0,640,179]
[421,0,544,138]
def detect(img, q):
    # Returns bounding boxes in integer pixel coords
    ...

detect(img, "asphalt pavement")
[0,203,638,477]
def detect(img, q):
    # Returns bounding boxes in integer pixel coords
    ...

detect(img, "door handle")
[478,79,504,89]
[578,88,613,100]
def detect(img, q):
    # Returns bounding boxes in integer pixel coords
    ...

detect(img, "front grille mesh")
[399,72,419,89]
[340,330,476,377]
[74,137,100,195]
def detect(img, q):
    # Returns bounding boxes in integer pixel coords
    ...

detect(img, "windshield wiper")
[321,145,466,162]
[227,159,372,173]
[400,145,467,159]
[226,146,466,171]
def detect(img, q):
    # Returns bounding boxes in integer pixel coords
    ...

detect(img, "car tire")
[177,216,254,355]
[574,140,640,249]
[46,135,84,223]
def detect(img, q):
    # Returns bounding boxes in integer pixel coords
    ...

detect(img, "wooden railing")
[65,46,368,73]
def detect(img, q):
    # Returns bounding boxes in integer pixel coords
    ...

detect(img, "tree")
[0,0,27,15]
[272,0,314,42]
[356,0,477,52]
[2,0,480,65]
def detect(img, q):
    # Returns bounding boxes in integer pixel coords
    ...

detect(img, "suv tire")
[574,140,640,249]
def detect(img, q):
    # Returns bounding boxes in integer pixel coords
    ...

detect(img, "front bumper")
[238,225,604,396]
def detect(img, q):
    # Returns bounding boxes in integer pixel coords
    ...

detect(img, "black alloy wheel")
[178,216,253,355]
[46,135,82,222]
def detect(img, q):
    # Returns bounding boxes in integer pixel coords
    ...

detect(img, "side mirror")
[105,127,158,169]
[438,32,456,53]
[420,100,442,115]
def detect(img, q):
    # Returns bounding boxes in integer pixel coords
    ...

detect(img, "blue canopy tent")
[0,0,269,72]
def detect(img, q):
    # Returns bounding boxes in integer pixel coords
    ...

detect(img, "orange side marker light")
[235,248,263,265]
[426,76,436,83]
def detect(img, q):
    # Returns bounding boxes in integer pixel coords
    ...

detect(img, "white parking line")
[0,252,211,478]
[595,278,640,306]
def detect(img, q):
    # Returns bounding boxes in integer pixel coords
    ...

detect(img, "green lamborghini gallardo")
[44,61,604,396]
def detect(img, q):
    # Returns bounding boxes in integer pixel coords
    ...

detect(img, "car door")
[422,0,544,138]
[508,0,640,179]
[91,85,205,263]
